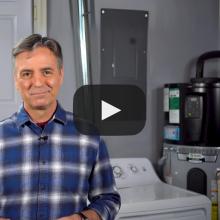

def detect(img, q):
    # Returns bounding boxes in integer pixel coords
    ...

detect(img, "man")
[0,34,120,220]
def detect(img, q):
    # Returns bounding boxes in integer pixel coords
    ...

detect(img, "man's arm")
[57,209,100,220]
[58,139,121,220]
[85,139,121,220]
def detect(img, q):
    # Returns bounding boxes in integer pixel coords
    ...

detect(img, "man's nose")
[32,73,45,86]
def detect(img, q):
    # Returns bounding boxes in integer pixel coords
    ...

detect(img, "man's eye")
[21,72,31,79]
[43,70,52,76]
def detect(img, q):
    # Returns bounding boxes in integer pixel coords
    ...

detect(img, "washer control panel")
[110,158,160,189]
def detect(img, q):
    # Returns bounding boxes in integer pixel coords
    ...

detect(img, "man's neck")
[24,102,57,123]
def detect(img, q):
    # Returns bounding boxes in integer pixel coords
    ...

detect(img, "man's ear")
[60,67,64,84]
[14,72,19,90]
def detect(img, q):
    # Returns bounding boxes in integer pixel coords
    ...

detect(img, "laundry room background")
[47,0,219,163]
[0,1,219,219]
[0,0,218,163]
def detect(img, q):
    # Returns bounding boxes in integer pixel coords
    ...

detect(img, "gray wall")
[47,0,78,112]
[48,0,219,163]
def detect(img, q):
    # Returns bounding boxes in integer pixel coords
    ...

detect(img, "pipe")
[195,50,220,79]
[73,0,95,124]
[77,0,92,85]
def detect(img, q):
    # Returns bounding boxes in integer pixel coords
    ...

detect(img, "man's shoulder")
[64,110,95,131]
[63,110,101,142]
[65,110,74,121]
[0,113,17,128]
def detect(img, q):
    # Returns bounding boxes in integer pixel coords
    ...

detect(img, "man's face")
[14,47,64,111]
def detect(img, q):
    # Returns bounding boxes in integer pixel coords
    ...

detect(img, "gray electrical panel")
[100,8,148,93]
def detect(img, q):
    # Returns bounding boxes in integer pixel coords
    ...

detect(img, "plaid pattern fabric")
[0,103,120,220]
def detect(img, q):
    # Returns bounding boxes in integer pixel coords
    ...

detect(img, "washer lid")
[119,182,210,214]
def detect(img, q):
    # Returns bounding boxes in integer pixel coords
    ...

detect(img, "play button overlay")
[102,100,121,120]
[73,85,146,135]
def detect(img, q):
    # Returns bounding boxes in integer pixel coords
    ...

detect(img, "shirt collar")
[15,102,67,128]
[53,102,67,124]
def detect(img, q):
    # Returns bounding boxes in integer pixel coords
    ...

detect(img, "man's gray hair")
[12,34,63,69]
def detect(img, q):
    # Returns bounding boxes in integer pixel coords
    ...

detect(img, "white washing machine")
[111,158,211,220]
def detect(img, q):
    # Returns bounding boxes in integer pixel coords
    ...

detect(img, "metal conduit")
[77,0,92,85]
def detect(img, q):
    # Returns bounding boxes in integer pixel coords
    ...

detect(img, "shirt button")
[41,160,46,165]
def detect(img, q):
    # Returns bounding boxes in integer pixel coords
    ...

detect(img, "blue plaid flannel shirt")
[0,103,120,220]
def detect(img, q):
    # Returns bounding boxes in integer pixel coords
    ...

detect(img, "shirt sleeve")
[87,139,121,220]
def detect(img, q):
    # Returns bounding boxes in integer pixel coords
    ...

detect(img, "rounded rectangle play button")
[73,85,146,135]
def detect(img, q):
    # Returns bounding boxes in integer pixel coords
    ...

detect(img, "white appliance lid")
[119,182,210,214]
[110,157,210,215]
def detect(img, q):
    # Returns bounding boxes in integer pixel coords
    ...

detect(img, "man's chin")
[32,105,48,110]
[31,102,50,110]
[27,100,56,111]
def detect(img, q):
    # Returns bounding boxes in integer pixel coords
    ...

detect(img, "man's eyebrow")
[19,68,33,73]
[40,67,54,71]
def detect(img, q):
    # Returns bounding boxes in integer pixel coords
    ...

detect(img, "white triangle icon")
[101,100,121,120]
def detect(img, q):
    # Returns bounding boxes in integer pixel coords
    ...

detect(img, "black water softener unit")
[164,51,220,146]
[162,51,220,210]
